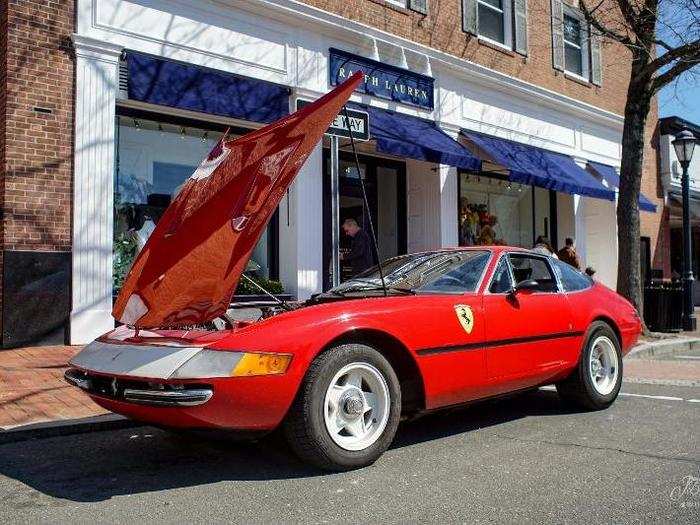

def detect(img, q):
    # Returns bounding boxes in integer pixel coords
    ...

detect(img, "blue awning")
[587,161,657,213]
[461,130,616,201]
[125,51,290,124]
[353,105,481,170]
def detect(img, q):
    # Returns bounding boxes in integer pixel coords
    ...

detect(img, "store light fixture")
[202,131,209,143]
[134,119,141,130]
[180,127,186,139]
[158,123,164,135]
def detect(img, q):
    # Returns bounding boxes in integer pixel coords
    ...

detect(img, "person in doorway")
[340,218,374,275]
[532,236,558,258]
[557,237,581,269]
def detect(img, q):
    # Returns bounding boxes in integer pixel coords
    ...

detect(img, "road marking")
[675,355,700,360]
[619,392,684,401]
[538,385,695,403]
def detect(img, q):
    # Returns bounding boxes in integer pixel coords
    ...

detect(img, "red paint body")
[79,246,641,431]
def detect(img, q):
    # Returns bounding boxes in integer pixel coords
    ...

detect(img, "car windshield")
[328,250,491,295]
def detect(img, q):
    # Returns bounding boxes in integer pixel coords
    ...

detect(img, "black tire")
[556,321,623,410]
[283,343,402,471]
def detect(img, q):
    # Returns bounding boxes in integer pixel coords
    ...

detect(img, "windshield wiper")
[347,285,416,295]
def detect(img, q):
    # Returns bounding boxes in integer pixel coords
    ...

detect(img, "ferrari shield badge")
[454,304,474,334]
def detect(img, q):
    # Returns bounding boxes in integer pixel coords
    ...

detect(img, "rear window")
[553,260,593,292]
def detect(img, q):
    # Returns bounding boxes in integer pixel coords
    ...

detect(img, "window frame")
[562,6,590,81]
[476,0,513,50]
[486,253,516,295]
[552,259,593,294]
[507,252,562,294]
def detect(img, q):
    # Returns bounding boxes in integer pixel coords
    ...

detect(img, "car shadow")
[0,389,577,503]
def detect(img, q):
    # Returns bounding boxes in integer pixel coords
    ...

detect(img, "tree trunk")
[617,57,653,316]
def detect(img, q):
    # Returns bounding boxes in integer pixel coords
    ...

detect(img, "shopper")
[532,236,558,258]
[340,218,373,275]
[557,237,581,269]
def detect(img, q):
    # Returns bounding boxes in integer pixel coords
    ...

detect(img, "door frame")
[321,148,407,290]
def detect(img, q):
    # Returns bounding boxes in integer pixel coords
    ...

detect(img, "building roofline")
[659,116,700,136]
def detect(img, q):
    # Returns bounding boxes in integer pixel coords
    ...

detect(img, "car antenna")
[342,105,388,297]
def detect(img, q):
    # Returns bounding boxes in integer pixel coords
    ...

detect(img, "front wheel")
[283,344,401,471]
[556,321,623,410]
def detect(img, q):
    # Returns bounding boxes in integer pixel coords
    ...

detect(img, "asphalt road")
[1,382,698,524]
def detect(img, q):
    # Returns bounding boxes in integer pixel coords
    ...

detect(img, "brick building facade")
[0,0,666,346]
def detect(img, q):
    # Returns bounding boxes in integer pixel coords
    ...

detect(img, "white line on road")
[619,392,684,401]
[676,355,700,360]
[538,386,695,403]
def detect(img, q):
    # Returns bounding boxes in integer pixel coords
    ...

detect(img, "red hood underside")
[112,72,363,328]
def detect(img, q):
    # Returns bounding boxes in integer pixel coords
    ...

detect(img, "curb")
[628,337,700,359]
[0,414,142,445]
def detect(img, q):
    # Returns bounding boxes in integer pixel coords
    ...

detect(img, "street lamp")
[672,129,698,331]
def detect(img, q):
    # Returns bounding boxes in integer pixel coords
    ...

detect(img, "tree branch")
[641,40,700,78]
[652,56,700,92]
[579,0,635,47]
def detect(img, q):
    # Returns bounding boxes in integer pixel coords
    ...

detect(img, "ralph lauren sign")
[329,48,434,110]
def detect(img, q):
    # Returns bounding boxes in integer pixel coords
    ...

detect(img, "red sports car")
[64,74,641,471]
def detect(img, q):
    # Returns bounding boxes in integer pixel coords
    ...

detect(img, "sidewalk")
[0,345,107,431]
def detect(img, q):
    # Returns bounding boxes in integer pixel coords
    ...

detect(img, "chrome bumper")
[64,368,213,407]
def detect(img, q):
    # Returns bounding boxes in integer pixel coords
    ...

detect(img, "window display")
[114,115,277,296]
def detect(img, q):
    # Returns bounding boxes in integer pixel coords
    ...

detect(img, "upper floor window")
[551,0,602,85]
[462,0,528,55]
[386,0,429,14]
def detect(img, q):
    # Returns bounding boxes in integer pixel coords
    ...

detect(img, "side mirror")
[513,279,540,293]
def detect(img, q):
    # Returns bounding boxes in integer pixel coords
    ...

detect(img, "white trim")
[237,0,623,127]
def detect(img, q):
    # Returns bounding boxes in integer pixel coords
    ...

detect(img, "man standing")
[557,237,581,269]
[340,218,374,275]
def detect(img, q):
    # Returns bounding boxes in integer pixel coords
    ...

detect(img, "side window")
[489,256,513,293]
[419,252,490,293]
[554,260,593,292]
[509,254,558,292]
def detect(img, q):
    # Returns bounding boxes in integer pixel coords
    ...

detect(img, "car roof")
[406,245,532,257]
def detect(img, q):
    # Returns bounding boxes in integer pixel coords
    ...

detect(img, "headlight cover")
[170,350,291,379]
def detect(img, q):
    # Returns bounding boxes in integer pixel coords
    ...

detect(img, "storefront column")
[278,144,323,300]
[439,164,459,247]
[70,36,121,344]
[574,195,588,268]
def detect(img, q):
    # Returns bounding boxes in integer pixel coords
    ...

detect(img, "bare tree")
[578,0,699,314]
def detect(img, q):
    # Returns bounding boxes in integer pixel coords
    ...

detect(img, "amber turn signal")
[230,352,292,377]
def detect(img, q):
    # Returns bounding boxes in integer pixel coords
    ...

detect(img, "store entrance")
[322,150,407,290]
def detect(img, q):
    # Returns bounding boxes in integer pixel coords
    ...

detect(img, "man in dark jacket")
[341,218,374,275]
[557,237,581,269]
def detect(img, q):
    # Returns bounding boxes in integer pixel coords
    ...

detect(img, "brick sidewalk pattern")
[0,346,106,430]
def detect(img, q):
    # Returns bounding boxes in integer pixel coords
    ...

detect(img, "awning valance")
[354,105,481,170]
[587,161,657,213]
[461,130,616,201]
[125,51,290,124]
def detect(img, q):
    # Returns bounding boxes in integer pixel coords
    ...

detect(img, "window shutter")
[590,26,603,85]
[462,0,477,34]
[513,0,528,55]
[550,0,565,71]
[409,0,428,14]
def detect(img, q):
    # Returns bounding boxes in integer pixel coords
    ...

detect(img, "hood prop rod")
[239,273,292,310]
[341,106,388,297]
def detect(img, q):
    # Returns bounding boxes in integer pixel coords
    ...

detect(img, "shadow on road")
[0,389,574,502]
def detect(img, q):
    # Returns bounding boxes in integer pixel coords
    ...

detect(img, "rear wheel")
[283,344,401,471]
[556,321,622,410]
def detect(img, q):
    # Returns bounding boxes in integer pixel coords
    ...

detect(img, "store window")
[458,173,556,250]
[114,114,278,296]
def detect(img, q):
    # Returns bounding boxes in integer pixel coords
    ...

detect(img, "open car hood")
[113,72,363,328]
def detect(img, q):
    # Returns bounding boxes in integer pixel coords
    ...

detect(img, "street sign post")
[295,98,370,287]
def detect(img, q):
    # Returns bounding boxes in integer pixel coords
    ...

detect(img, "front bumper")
[64,368,213,407]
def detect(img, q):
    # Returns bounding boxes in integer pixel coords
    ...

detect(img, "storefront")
[67,0,645,344]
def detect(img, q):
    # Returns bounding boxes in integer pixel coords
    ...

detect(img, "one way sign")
[296,99,370,141]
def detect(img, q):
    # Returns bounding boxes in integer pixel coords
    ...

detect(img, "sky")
[659,78,700,123]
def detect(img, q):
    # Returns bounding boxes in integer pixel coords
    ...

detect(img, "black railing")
[643,283,683,332]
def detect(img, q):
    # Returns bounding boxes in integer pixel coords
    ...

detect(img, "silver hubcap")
[589,336,619,396]
[323,362,390,451]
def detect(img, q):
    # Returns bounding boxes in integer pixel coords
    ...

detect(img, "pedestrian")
[340,218,374,275]
[557,237,581,269]
[532,236,558,258]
